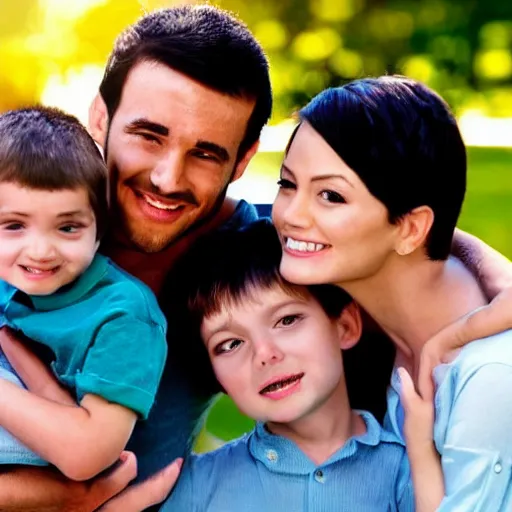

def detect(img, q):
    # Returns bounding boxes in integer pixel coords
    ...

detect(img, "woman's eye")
[320,190,346,204]
[276,314,302,328]
[277,178,296,190]
[215,338,243,355]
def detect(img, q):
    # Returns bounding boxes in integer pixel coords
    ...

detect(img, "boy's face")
[0,182,99,295]
[201,284,360,425]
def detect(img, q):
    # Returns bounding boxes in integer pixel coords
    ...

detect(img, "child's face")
[201,284,360,425]
[0,182,99,295]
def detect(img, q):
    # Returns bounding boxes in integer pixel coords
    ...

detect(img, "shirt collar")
[249,411,394,475]
[28,254,109,311]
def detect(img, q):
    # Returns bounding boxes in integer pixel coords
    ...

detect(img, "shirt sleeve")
[396,449,415,511]
[75,313,167,419]
[438,363,512,511]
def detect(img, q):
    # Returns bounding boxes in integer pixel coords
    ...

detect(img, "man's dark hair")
[298,75,466,260]
[0,106,108,239]
[99,4,272,159]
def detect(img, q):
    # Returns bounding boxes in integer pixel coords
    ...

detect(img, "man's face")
[105,61,256,252]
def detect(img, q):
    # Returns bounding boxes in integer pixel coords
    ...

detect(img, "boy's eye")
[320,190,346,204]
[59,224,83,234]
[3,222,24,231]
[277,178,295,190]
[276,314,302,328]
[214,338,243,355]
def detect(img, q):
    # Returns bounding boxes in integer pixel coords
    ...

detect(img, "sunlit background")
[2,0,512,450]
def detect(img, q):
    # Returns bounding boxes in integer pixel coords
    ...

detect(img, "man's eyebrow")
[126,118,169,136]
[196,141,230,162]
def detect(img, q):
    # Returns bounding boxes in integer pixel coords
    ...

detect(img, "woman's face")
[272,122,399,287]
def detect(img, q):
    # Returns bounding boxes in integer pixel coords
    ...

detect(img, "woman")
[272,75,512,510]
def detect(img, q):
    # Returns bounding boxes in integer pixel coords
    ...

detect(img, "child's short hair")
[0,106,108,239]
[186,219,352,323]
[160,219,352,395]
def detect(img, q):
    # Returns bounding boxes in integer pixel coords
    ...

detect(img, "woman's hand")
[418,287,512,398]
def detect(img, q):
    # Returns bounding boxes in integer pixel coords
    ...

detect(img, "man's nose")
[150,152,187,195]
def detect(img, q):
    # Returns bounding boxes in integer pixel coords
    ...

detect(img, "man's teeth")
[286,237,325,252]
[143,195,181,211]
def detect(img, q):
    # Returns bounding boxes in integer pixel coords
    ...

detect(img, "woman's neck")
[342,253,487,373]
[266,378,366,465]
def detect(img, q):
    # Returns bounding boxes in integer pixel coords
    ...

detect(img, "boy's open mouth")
[259,372,305,395]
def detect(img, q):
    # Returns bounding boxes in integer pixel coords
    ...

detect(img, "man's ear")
[338,301,363,350]
[88,93,109,148]
[231,140,260,183]
[394,206,434,256]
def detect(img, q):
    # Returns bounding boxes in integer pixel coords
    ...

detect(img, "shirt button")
[314,469,325,483]
[266,449,278,462]
[494,463,503,474]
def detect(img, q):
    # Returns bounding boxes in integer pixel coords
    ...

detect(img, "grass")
[199,145,512,451]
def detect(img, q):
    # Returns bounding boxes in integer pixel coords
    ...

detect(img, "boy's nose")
[255,339,285,367]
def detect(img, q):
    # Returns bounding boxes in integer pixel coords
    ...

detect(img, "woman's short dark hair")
[0,106,108,239]
[298,75,466,260]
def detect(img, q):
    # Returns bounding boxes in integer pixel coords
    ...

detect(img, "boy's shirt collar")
[249,410,400,475]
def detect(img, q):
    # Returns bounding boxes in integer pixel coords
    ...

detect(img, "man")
[0,5,271,510]
[0,4,511,512]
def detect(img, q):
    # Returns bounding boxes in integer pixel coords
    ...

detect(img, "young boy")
[159,219,414,511]
[0,106,167,481]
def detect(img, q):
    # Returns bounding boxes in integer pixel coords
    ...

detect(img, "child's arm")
[398,367,444,512]
[0,380,137,481]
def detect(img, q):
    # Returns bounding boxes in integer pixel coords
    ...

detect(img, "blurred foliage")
[2,0,512,120]
[2,0,512,453]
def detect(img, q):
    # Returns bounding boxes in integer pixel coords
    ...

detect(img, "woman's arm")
[452,228,512,300]
[0,382,137,481]
[399,368,444,512]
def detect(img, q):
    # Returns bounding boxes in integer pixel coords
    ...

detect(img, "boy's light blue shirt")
[162,411,414,512]
[385,329,512,511]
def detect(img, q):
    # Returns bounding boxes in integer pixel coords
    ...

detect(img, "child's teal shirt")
[0,253,167,419]
[162,411,414,512]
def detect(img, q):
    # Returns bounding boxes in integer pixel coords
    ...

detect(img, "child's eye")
[59,224,83,234]
[3,222,24,231]
[277,178,296,190]
[214,338,243,355]
[276,314,303,328]
[320,190,346,204]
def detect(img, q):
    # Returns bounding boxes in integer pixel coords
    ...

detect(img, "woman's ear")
[338,301,363,350]
[88,93,109,148]
[395,206,434,256]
